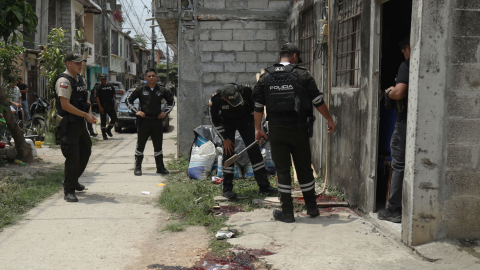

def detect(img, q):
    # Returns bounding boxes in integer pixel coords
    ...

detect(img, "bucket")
[35,141,42,148]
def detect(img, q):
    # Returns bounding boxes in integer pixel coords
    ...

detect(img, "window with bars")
[335,0,362,88]
[300,7,315,73]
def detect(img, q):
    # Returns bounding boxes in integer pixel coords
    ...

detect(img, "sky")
[117,0,173,61]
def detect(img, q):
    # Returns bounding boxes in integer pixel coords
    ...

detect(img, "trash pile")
[187,125,275,180]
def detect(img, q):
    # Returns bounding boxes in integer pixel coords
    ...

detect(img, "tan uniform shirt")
[55,69,79,99]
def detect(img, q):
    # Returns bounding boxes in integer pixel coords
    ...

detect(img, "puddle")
[213,206,244,217]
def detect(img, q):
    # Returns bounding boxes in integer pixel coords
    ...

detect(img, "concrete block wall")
[176,2,290,154]
[441,0,480,239]
[58,0,73,49]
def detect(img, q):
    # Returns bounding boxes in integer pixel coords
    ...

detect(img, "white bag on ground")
[188,141,217,180]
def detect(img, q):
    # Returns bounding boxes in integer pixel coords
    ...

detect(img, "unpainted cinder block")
[233,30,255,41]
[225,62,246,72]
[201,41,222,51]
[452,10,480,37]
[222,21,244,30]
[442,196,480,220]
[456,0,480,9]
[246,62,269,73]
[216,73,237,83]
[258,52,278,62]
[447,118,480,144]
[202,63,224,73]
[245,21,266,29]
[245,41,266,51]
[203,73,215,83]
[450,65,480,91]
[447,91,480,118]
[446,144,474,169]
[200,21,222,30]
[213,52,235,62]
[211,30,233,41]
[223,41,244,51]
[225,0,247,9]
[200,30,210,41]
[236,52,257,62]
[237,73,257,84]
[451,37,480,64]
[446,170,480,196]
[256,30,277,41]
[266,41,281,51]
[248,0,267,9]
[201,52,212,62]
[204,0,225,9]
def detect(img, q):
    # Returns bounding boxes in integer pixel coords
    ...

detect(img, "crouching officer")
[95,73,117,140]
[126,68,175,176]
[55,51,97,202]
[253,43,336,222]
[209,83,278,200]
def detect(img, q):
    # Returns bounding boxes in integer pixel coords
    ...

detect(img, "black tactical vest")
[96,83,115,106]
[55,73,88,117]
[263,64,311,123]
[136,84,166,116]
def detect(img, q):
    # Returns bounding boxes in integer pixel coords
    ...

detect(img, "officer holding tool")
[209,83,278,200]
[55,51,97,202]
[126,68,175,176]
[253,43,336,222]
[95,73,117,140]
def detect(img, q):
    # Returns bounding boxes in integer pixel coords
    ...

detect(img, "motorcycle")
[21,91,49,136]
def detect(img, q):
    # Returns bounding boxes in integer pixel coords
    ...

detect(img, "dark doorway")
[375,0,413,211]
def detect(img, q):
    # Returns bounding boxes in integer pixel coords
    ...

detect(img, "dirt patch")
[213,206,244,217]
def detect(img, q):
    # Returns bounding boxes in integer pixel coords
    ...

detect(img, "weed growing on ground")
[0,167,64,230]
[315,175,346,201]
[91,137,98,146]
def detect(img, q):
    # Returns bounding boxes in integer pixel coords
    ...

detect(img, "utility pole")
[166,44,170,88]
[151,1,155,69]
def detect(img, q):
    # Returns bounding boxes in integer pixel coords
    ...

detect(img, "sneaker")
[222,191,237,200]
[156,168,169,175]
[378,208,402,223]
[64,192,78,202]
[259,186,278,196]
[273,210,295,223]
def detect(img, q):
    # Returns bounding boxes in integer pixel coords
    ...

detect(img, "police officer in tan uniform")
[55,51,97,202]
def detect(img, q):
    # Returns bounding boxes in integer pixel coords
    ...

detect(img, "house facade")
[155,0,480,246]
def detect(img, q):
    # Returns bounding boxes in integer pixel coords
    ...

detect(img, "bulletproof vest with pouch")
[97,83,115,106]
[263,64,311,123]
[55,73,88,117]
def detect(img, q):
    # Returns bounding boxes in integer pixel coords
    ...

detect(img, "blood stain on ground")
[212,206,244,217]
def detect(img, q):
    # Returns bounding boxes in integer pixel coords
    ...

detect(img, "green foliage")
[38,28,69,95]
[133,34,148,48]
[0,0,38,43]
[0,40,25,84]
[156,62,178,84]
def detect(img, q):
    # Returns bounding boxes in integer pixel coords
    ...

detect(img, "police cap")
[99,73,107,79]
[220,84,243,107]
[280,43,303,63]
[65,51,86,62]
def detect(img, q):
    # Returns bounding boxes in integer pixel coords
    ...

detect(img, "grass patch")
[91,137,98,146]
[315,175,346,201]
[159,155,276,254]
[171,136,177,141]
[0,167,64,230]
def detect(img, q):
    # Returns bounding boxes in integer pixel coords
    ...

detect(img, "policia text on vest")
[209,83,278,200]
[126,69,175,176]
[253,43,336,223]
[55,51,97,203]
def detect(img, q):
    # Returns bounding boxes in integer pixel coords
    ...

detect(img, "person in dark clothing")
[55,51,97,202]
[209,83,278,200]
[16,78,30,121]
[95,73,117,140]
[378,37,411,223]
[87,82,98,137]
[126,68,175,176]
[253,43,336,223]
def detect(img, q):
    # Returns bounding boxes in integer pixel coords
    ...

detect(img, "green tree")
[0,0,37,162]
[133,34,148,48]
[156,62,178,85]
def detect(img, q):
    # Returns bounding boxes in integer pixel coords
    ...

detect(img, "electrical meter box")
[317,19,328,43]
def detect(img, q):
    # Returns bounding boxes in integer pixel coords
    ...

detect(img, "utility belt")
[268,115,316,138]
[144,115,161,120]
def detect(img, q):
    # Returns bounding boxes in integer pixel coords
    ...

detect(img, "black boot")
[106,124,113,137]
[304,195,320,217]
[64,191,78,202]
[155,155,169,175]
[222,178,237,200]
[101,128,108,140]
[134,155,143,176]
[89,129,97,137]
[259,186,278,196]
[273,193,295,223]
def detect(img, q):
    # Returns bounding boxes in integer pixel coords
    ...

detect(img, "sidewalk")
[0,105,209,269]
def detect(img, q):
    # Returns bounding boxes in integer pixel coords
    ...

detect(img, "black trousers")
[135,118,165,168]
[269,123,316,208]
[222,121,269,192]
[100,105,117,129]
[60,120,92,193]
[387,120,407,210]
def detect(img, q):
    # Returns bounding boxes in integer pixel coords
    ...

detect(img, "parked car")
[115,88,170,132]
[110,81,126,102]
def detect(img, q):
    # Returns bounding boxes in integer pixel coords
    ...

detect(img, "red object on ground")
[212,177,223,185]
[0,142,5,148]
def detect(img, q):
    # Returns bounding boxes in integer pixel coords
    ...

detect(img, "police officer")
[54,51,97,202]
[253,43,336,222]
[126,68,175,176]
[209,83,278,200]
[95,73,117,140]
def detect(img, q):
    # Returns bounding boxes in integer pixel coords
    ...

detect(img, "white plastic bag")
[188,142,217,180]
